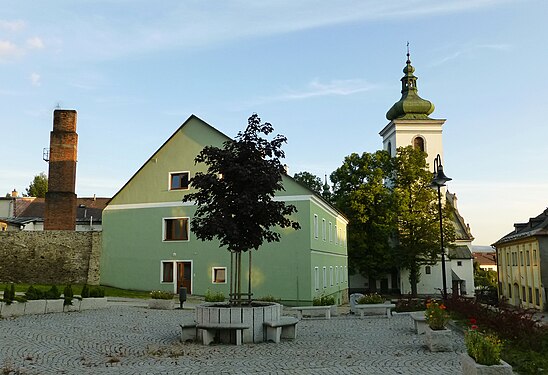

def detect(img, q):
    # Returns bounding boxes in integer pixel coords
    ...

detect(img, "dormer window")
[170,171,190,190]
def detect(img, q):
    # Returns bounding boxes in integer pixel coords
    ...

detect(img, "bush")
[63,285,74,306]
[312,294,335,306]
[89,286,105,298]
[81,284,90,298]
[395,296,426,312]
[46,285,61,300]
[25,285,45,300]
[357,293,384,304]
[2,284,14,305]
[465,327,503,365]
[257,295,280,303]
[150,291,174,300]
[425,300,449,330]
[204,289,225,302]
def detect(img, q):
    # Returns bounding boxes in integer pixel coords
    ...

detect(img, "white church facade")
[350,53,475,297]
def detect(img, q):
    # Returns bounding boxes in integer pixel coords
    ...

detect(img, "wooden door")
[177,262,192,294]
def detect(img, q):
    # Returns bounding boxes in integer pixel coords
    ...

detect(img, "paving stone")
[0,304,467,374]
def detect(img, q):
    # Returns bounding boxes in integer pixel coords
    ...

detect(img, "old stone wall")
[0,231,101,285]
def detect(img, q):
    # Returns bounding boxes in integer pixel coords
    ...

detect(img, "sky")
[1,0,546,246]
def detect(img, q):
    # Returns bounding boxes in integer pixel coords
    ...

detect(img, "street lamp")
[431,154,452,300]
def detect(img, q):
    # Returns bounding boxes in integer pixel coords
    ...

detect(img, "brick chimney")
[44,109,78,230]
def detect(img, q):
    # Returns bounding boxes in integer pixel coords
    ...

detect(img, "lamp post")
[431,154,451,300]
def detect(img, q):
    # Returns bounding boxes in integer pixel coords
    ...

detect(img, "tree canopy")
[25,172,48,197]
[182,114,300,303]
[293,171,323,195]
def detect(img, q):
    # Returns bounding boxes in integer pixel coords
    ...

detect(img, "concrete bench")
[409,311,427,334]
[263,316,299,343]
[291,305,333,320]
[196,322,250,346]
[354,303,396,318]
[179,322,197,342]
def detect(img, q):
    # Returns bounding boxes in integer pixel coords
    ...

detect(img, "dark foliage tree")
[293,171,323,195]
[331,150,396,281]
[183,114,300,305]
[25,172,48,197]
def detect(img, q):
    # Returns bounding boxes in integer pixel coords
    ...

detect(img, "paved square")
[0,305,466,374]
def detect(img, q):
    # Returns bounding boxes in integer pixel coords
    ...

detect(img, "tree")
[183,114,300,305]
[331,150,396,281]
[391,146,455,296]
[293,171,323,195]
[473,261,497,289]
[25,172,48,197]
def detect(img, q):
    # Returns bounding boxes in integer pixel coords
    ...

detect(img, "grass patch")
[0,283,151,299]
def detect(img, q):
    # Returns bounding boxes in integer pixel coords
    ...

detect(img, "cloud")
[0,40,21,60]
[26,37,44,49]
[30,73,41,86]
[430,43,512,67]
[0,20,26,32]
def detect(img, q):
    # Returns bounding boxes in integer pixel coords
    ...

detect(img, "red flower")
[471,325,478,330]
[469,318,477,325]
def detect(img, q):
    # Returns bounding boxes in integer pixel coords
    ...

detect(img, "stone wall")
[0,231,101,285]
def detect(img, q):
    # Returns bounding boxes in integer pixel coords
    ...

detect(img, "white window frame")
[322,267,327,289]
[168,171,190,191]
[335,266,338,285]
[162,217,190,242]
[322,219,326,241]
[334,225,338,244]
[345,266,347,283]
[329,222,333,242]
[330,266,334,286]
[160,261,174,283]
[212,267,227,284]
[314,267,319,290]
[314,215,319,239]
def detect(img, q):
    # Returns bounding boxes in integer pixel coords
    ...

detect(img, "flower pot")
[424,326,452,352]
[460,353,513,375]
[148,299,175,310]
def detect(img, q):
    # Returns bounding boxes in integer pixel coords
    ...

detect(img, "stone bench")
[196,322,250,346]
[179,322,197,342]
[409,311,427,334]
[291,305,333,320]
[263,316,299,343]
[354,303,396,318]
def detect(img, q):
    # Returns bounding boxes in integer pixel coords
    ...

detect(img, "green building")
[100,115,348,305]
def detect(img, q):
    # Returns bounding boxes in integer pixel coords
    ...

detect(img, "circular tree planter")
[195,302,281,344]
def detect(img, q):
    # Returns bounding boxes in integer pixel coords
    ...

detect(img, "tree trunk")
[409,265,418,297]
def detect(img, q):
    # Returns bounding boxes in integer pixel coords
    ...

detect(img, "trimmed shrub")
[2,284,13,305]
[63,285,74,306]
[81,284,90,298]
[204,289,225,302]
[89,286,105,298]
[46,285,61,300]
[313,294,335,306]
[25,285,45,300]
[257,295,280,303]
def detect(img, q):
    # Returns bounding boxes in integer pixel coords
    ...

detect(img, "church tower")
[379,51,445,171]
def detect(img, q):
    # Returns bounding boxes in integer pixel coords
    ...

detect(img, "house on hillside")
[493,208,548,311]
[100,115,349,305]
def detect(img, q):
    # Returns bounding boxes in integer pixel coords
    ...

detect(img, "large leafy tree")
[391,146,455,296]
[183,114,300,305]
[25,172,48,197]
[331,150,395,280]
[293,171,323,195]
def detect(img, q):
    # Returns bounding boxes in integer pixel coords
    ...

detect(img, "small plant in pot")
[150,290,175,300]
[148,290,175,310]
[423,300,452,352]
[357,293,384,304]
[424,300,449,330]
[312,294,335,306]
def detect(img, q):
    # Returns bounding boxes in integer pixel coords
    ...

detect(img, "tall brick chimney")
[44,109,78,230]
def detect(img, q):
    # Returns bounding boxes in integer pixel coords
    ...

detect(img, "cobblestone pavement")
[0,305,467,374]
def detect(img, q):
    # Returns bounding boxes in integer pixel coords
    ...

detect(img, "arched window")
[413,136,425,152]
[387,141,392,157]
[425,266,431,275]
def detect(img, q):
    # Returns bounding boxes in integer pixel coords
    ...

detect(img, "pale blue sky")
[1,0,546,245]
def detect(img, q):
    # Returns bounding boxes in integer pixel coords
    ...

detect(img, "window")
[162,261,173,282]
[535,288,540,306]
[533,250,538,266]
[330,266,334,286]
[522,286,526,302]
[345,266,347,283]
[335,266,339,285]
[387,141,392,157]
[323,267,327,288]
[212,267,226,284]
[457,261,462,267]
[526,250,530,266]
[334,225,338,244]
[164,218,189,241]
[425,266,431,275]
[329,222,333,242]
[314,215,318,239]
[169,171,190,190]
[520,251,524,266]
[528,287,533,304]
[413,136,425,152]
[322,219,326,241]
[508,284,512,298]
[314,267,319,290]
